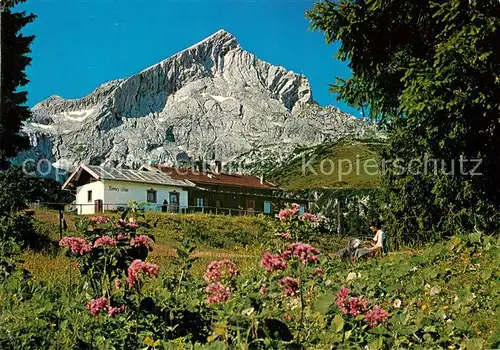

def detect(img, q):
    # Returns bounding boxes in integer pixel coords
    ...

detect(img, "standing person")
[162,199,168,213]
[368,218,386,254]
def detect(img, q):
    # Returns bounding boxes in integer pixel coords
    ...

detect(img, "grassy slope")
[20,211,500,347]
[328,234,500,348]
[24,210,275,282]
[268,139,383,190]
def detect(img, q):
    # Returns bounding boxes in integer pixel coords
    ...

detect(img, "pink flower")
[93,235,117,247]
[348,297,369,316]
[205,283,230,304]
[337,287,349,299]
[282,232,291,240]
[335,287,350,314]
[59,237,93,255]
[87,297,108,316]
[300,212,317,222]
[259,284,267,295]
[284,243,321,264]
[130,235,151,248]
[127,259,160,287]
[278,277,299,297]
[260,252,287,272]
[278,204,300,221]
[203,259,238,283]
[73,263,80,271]
[117,233,128,240]
[312,268,324,277]
[279,209,296,221]
[89,216,110,224]
[364,306,389,328]
[283,313,293,321]
[117,219,138,229]
[107,304,125,317]
[307,255,320,264]
[114,279,122,291]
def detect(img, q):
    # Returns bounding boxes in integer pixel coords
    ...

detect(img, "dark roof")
[63,164,193,189]
[152,165,280,190]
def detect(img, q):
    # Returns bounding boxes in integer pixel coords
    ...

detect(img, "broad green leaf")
[332,314,344,333]
[453,320,469,331]
[369,326,388,335]
[481,268,492,281]
[313,293,334,315]
[399,326,419,335]
[367,336,384,350]
[466,338,484,350]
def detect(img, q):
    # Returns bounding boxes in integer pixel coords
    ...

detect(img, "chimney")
[195,160,204,172]
[260,174,264,185]
[215,160,222,174]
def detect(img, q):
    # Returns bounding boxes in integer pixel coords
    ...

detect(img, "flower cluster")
[203,260,238,305]
[364,305,389,328]
[300,212,318,222]
[93,235,117,247]
[87,297,108,315]
[279,209,295,221]
[335,287,350,314]
[260,252,287,272]
[205,282,231,304]
[259,284,267,295]
[203,259,238,283]
[117,218,138,229]
[89,216,110,224]
[278,203,301,221]
[108,304,126,317]
[116,233,128,240]
[335,287,388,327]
[127,259,160,287]
[130,235,151,248]
[281,232,291,240]
[87,297,125,317]
[348,297,369,316]
[284,243,320,264]
[114,279,122,291]
[59,237,93,255]
[312,267,325,277]
[278,276,299,297]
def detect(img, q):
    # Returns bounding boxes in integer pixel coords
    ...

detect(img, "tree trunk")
[0,6,4,170]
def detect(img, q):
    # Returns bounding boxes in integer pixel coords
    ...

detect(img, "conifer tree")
[0,0,36,169]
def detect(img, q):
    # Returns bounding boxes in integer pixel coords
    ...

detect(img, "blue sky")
[18,0,359,116]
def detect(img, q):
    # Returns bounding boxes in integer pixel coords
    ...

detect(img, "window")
[87,190,92,202]
[146,189,157,203]
[264,201,272,214]
[299,204,306,215]
[215,199,221,207]
[196,197,204,207]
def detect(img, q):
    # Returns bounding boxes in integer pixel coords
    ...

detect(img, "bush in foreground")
[0,204,498,349]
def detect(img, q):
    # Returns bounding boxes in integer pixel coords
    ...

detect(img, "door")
[246,199,255,215]
[94,199,103,214]
[169,192,180,213]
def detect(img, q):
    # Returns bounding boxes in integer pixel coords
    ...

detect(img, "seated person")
[367,218,386,253]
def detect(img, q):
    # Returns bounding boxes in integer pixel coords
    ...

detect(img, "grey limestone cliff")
[21,29,378,173]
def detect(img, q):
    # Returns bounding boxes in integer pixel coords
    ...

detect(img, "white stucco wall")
[75,181,105,215]
[75,180,189,214]
[100,179,188,213]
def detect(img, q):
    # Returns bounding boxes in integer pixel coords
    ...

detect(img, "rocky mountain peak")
[19,30,380,175]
